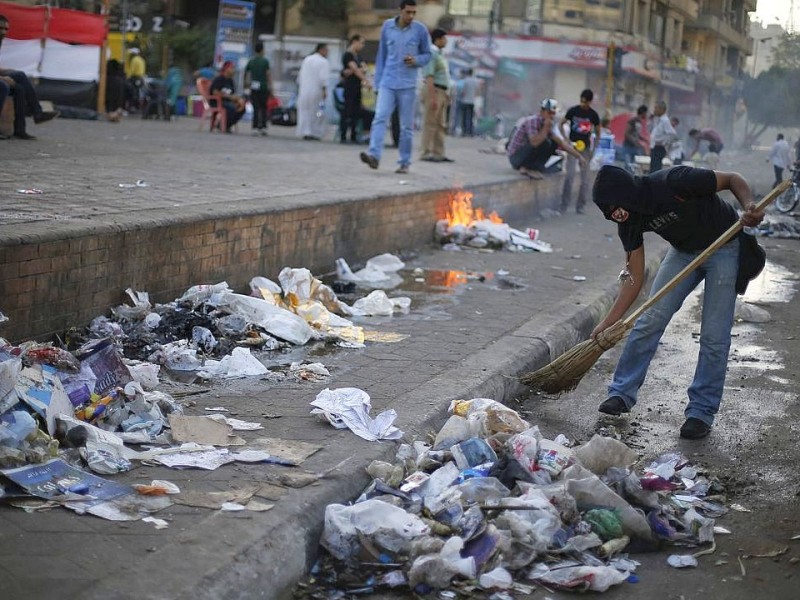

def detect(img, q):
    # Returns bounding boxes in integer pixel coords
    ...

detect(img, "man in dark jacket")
[0,14,59,140]
[591,165,764,439]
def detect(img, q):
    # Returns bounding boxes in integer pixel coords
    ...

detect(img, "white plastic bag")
[196,347,268,379]
[322,499,429,560]
[218,292,314,345]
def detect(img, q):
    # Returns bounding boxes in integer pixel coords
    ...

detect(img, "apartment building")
[345,0,755,139]
[4,1,756,138]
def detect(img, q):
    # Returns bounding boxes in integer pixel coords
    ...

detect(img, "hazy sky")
[753,0,798,31]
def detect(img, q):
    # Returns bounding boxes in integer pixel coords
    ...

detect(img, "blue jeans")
[369,86,417,167]
[608,240,739,425]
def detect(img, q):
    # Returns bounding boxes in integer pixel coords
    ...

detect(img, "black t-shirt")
[342,51,363,90]
[210,75,235,97]
[617,167,738,252]
[564,105,600,144]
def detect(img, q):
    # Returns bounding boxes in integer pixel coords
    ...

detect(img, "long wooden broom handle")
[621,179,792,327]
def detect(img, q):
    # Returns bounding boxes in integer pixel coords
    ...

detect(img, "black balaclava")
[592,165,651,220]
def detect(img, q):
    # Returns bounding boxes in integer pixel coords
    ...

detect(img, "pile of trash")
[307,398,731,596]
[64,256,411,376]
[434,219,553,254]
[0,333,335,521]
[432,193,553,253]
[0,255,414,519]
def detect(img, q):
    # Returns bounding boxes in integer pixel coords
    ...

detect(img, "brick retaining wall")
[0,176,562,343]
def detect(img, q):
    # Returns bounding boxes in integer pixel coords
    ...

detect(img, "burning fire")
[446,191,503,228]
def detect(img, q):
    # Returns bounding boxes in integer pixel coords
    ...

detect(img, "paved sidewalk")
[0,117,668,599]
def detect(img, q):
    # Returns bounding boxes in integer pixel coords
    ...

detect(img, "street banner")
[214,0,255,89]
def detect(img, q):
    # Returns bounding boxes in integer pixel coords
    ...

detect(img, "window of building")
[649,2,666,46]
[448,0,494,16]
[373,0,399,9]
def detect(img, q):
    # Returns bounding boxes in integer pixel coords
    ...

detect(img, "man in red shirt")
[688,127,724,156]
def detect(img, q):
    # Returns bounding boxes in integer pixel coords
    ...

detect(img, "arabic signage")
[214,0,255,72]
[446,34,609,71]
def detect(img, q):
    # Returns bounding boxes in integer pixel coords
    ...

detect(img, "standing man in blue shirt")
[360,1,431,174]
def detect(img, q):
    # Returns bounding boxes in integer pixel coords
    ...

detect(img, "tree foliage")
[771,32,800,70]
[151,26,216,75]
[743,67,800,126]
[741,66,800,146]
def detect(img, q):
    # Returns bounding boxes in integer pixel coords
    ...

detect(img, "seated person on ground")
[505,99,585,180]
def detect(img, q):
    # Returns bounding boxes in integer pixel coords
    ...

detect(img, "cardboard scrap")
[244,500,274,512]
[249,438,322,464]
[168,414,245,446]
[255,483,289,501]
[152,448,234,470]
[173,484,260,510]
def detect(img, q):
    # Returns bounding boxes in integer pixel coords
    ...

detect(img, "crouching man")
[506,98,585,180]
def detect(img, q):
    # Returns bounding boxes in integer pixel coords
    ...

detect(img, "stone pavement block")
[2,510,101,534]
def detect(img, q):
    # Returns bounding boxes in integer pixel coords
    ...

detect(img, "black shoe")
[680,418,711,439]
[598,396,630,415]
[33,110,59,125]
[360,152,379,169]
[0,133,8,140]
[576,207,585,215]
[13,132,36,140]
[420,155,435,162]
[395,164,409,174]
[440,156,455,162]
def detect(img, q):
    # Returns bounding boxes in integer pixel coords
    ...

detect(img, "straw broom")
[521,179,791,394]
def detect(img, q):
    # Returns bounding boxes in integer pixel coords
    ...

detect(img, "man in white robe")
[296,43,329,140]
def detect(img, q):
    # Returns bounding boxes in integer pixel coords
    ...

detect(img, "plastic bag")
[479,567,513,590]
[455,477,510,505]
[506,427,542,477]
[178,281,231,307]
[321,499,430,560]
[365,253,405,273]
[218,292,314,345]
[196,347,268,379]
[433,415,471,450]
[528,562,629,592]
[409,536,475,589]
[563,464,653,541]
[573,434,638,475]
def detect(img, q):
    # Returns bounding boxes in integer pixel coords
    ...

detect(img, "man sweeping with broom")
[589,165,765,439]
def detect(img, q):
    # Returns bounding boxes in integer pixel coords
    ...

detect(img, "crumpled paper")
[310,387,403,442]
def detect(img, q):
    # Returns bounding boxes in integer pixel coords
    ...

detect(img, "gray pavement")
[0,116,767,599]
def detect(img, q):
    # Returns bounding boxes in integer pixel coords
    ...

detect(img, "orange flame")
[446,190,503,228]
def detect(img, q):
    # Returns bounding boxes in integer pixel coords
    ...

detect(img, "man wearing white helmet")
[506,99,586,180]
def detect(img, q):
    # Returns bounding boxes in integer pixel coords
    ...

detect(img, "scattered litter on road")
[310,387,403,442]
[142,516,169,529]
[167,414,245,446]
[118,180,148,189]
